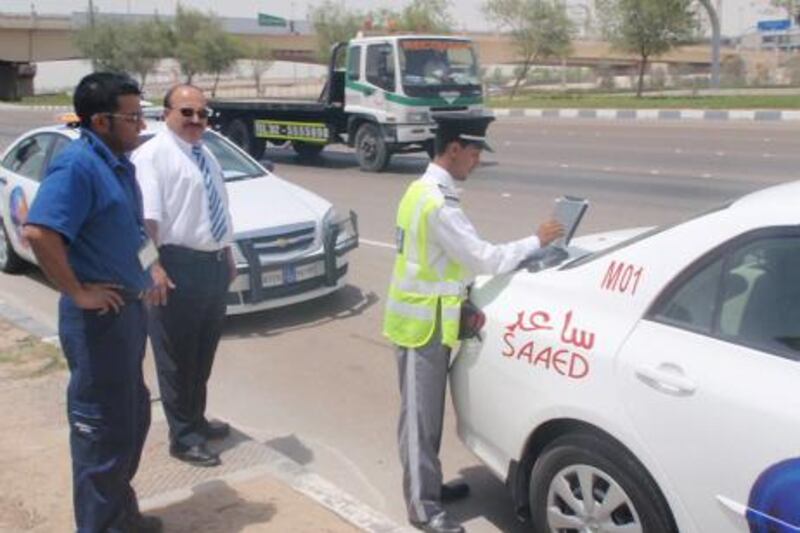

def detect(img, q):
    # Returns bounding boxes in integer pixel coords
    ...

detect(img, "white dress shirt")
[132,129,233,251]
[421,163,541,279]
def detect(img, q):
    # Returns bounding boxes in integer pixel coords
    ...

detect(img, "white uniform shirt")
[132,129,233,251]
[422,162,541,279]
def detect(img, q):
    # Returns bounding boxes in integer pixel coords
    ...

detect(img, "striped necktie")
[191,144,227,243]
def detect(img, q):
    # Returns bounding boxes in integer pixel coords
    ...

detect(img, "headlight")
[407,110,431,124]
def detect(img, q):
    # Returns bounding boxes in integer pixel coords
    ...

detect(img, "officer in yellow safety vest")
[383,113,564,533]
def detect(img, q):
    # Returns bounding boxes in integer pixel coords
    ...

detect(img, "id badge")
[138,239,158,270]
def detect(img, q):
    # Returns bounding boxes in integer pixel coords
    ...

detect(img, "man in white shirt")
[132,84,236,467]
[383,114,563,533]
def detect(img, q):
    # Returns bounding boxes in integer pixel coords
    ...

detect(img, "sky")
[0,0,793,37]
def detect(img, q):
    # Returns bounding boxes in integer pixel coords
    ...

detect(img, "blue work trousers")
[58,296,150,533]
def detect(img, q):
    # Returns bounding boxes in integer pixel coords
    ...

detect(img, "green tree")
[597,0,697,97]
[245,41,274,96]
[75,18,171,86]
[173,6,217,83]
[396,0,454,33]
[125,18,172,87]
[75,20,129,73]
[483,0,574,99]
[203,32,243,96]
[310,1,363,64]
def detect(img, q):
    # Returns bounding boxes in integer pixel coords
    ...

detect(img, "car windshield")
[137,130,266,182]
[399,39,480,89]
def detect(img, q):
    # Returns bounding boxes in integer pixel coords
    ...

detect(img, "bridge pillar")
[0,61,36,101]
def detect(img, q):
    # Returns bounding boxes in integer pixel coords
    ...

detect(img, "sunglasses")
[175,107,211,120]
[104,111,144,124]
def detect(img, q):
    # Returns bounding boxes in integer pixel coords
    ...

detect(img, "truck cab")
[339,35,485,170]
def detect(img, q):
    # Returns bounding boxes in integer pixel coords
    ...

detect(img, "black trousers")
[149,246,230,447]
[59,297,150,533]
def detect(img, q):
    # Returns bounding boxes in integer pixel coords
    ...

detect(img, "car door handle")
[635,363,697,396]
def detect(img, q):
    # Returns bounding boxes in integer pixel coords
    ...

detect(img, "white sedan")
[0,120,358,314]
[451,181,800,532]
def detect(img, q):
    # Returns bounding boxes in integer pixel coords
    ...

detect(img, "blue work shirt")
[26,129,150,292]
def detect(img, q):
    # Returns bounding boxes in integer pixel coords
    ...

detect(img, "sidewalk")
[0,316,402,532]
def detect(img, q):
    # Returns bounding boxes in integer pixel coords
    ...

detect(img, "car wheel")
[292,141,325,159]
[355,122,391,172]
[225,119,266,161]
[529,433,675,533]
[0,221,27,273]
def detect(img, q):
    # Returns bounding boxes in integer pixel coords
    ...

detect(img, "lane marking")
[361,238,395,250]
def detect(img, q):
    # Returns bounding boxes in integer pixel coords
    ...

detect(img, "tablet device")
[553,195,588,248]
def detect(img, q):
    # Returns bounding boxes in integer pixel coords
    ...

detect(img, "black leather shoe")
[441,481,470,503]
[126,513,163,532]
[201,420,230,440]
[412,512,464,533]
[169,442,221,467]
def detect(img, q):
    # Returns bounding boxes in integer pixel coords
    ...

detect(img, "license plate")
[261,262,323,287]
[262,269,283,287]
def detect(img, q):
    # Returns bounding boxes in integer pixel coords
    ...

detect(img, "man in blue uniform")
[23,72,160,532]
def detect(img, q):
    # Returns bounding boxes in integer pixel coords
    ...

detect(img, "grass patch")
[0,336,65,378]
[487,93,800,109]
[17,93,72,106]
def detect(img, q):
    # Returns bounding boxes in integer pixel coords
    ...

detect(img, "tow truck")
[209,33,486,172]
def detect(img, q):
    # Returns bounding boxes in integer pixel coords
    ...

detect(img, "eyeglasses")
[104,112,144,124]
[174,107,211,120]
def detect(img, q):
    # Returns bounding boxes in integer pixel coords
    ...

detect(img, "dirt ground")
[0,318,360,532]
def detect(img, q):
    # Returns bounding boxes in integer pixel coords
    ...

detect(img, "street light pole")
[697,0,720,89]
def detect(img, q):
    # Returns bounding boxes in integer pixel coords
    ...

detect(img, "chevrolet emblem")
[275,238,289,248]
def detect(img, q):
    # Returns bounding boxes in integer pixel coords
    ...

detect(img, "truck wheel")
[225,119,266,161]
[292,141,325,160]
[529,433,676,533]
[355,123,391,172]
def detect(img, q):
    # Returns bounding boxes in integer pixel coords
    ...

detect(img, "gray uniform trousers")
[395,329,451,524]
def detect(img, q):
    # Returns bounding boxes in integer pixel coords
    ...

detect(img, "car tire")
[225,119,266,161]
[292,141,325,160]
[0,221,27,273]
[354,122,391,172]
[529,432,675,533]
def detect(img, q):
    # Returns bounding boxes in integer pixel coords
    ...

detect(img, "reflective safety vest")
[383,180,467,348]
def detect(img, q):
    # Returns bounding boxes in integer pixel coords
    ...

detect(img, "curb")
[492,107,800,121]
[0,298,408,533]
[3,102,799,121]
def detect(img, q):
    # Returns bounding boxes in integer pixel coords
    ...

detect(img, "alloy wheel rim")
[546,464,643,533]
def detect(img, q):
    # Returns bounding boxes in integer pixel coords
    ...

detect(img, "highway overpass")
[0,10,735,99]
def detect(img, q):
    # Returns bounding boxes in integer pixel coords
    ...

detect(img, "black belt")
[159,245,227,262]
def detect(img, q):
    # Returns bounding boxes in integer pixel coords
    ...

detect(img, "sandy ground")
[0,318,360,532]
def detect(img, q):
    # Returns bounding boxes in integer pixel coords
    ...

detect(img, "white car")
[0,120,358,314]
[451,181,800,532]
